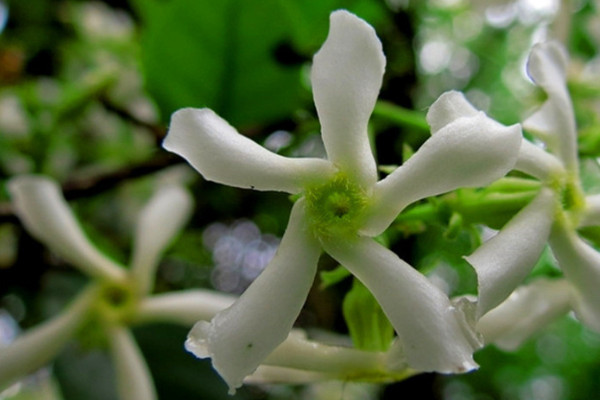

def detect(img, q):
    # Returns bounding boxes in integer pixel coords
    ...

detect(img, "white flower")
[164,9,522,392]
[466,41,600,334]
[0,175,236,399]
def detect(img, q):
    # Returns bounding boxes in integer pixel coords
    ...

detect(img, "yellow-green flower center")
[96,281,138,324]
[304,173,369,238]
[76,281,138,349]
[549,170,586,229]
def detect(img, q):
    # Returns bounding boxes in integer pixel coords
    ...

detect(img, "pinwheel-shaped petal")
[166,9,521,392]
[131,185,193,294]
[523,42,577,171]
[311,10,384,189]
[165,109,335,193]
[109,327,157,400]
[549,225,600,332]
[8,176,126,282]
[467,188,556,317]
[322,236,481,373]
[0,287,96,388]
[363,91,521,236]
[136,290,236,326]
[477,279,572,350]
[187,201,321,391]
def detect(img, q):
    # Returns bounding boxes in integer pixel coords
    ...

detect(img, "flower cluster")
[467,42,600,337]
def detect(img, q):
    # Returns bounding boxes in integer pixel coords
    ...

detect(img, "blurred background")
[1,0,600,399]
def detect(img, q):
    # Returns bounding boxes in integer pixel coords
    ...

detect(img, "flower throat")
[304,173,369,238]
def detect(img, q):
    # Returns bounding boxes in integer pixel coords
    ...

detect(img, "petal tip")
[527,41,569,87]
[184,320,212,359]
[426,91,479,134]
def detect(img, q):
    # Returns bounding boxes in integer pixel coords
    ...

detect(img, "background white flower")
[0,175,235,399]
[467,41,600,335]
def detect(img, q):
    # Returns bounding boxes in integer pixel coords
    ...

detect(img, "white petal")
[164,108,335,193]
[466,188,556,318]
[527,41,569,90]
[0,287,95,387]
[579,194,600,227]
[524,42,577,171]
[131,186,193,294]
[515,139,565,181]
[108,326,157,400]
[135,290,236,326]
[549,224,600,333]
[8,175,126,283]
[363,112,522,236]
[425,91,479,135]
[245,365,331,384]
[477,278,572,351]
[322,236,481,373]
[262,329,387,376]
[311,10,384,188]
[184,200,321,393]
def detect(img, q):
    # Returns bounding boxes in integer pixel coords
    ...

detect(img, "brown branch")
[0,153,184,223]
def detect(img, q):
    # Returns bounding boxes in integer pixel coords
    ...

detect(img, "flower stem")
[373,101,429,132]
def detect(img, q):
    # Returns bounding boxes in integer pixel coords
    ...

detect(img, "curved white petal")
[108,326,157,400]
[322,236,481,374]
[8,175,126,283]
[311,10,384,188]
[527,42,569,91]
[524,42,577,171]
[363,112,522,236]
[515,139,565,181]
[245,365,332,384]
[579,194,600,227]
[131,186,193,294]
[466,188,556,318]
[0,287,95,387]
[135,290,236,326]
[262,330,387,376]
[164,108,335,193]
[184,200,322,393]
[549,224,600,333]
[425,91,479,135]
[477,278,572,351]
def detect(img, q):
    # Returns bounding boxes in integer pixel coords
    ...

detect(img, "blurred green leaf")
[342,278,394,352]
[279,0,388,53]
[133,0,304,127]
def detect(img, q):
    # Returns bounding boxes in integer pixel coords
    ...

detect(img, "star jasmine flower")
[466,41,600,333]
[164,9,522,392]
[0,175,236,399]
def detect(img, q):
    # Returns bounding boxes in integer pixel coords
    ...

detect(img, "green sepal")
[443,212,463,240]
[343,278,394,352]
[402,143,415,163]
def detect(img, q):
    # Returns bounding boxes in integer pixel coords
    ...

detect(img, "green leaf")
[279,0,388,53]
[342,278,394,352]
[133,0,304,127]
